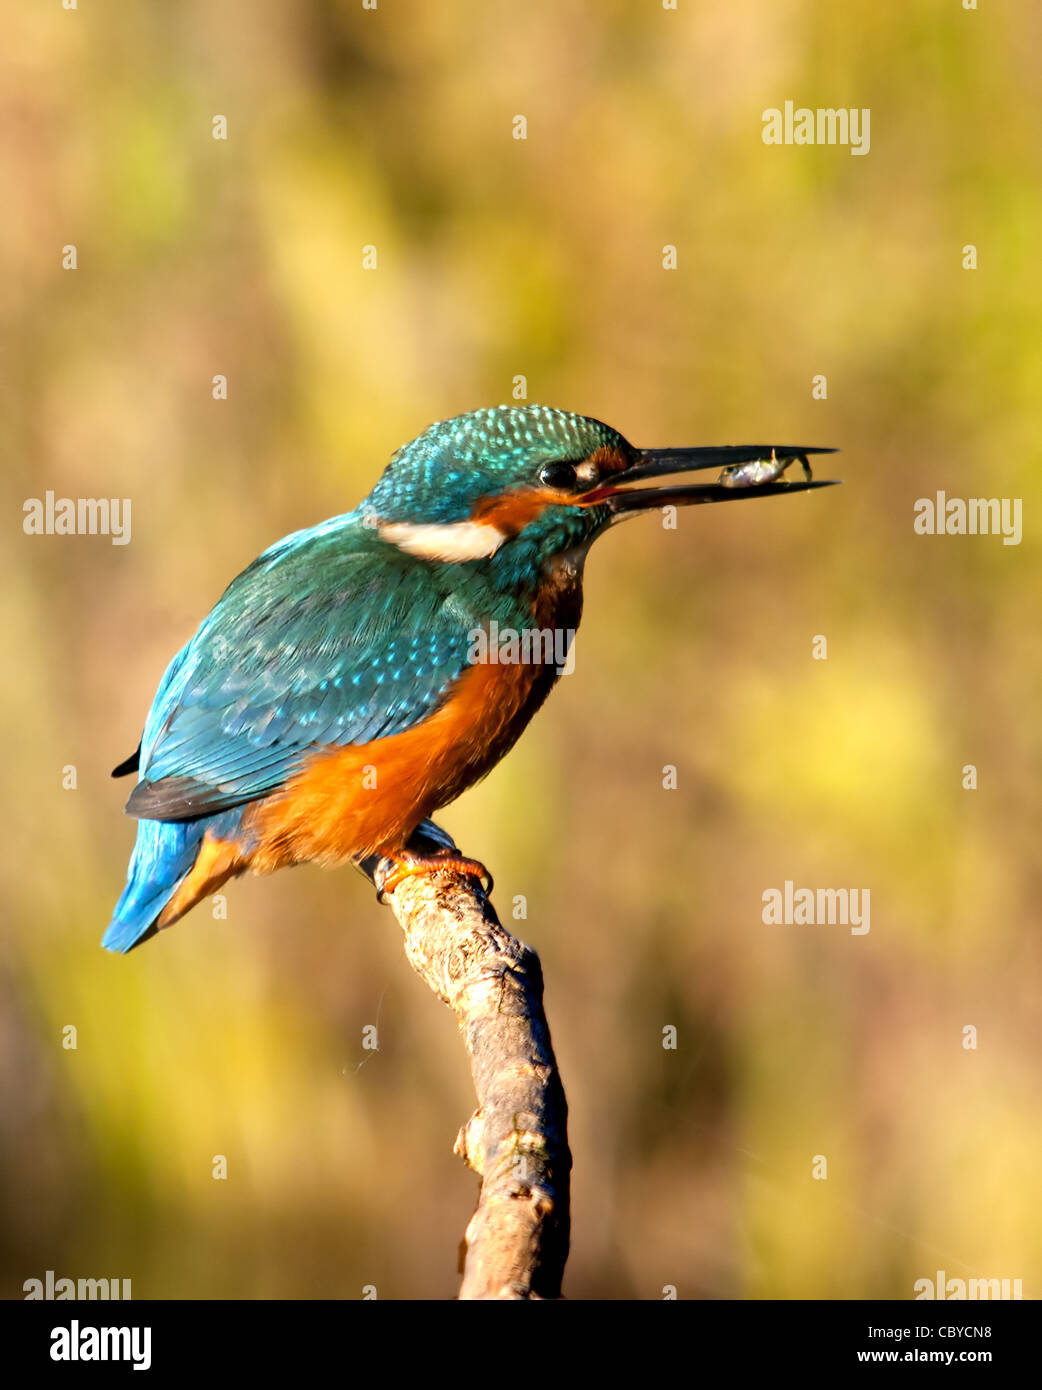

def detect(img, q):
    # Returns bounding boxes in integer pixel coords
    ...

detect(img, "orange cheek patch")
[470,449,633,524]
[471,487,569,533]
[585,445,632,476]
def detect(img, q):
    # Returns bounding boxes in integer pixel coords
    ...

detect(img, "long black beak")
[597,445,840,515]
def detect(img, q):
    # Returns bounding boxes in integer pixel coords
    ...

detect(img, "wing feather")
[126,521,477,822]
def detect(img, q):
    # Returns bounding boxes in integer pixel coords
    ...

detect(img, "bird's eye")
[538,461,579,491]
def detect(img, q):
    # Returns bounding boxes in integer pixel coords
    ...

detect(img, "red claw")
[378,851,494,900]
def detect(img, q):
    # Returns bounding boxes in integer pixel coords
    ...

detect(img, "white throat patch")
[377,518,507,562]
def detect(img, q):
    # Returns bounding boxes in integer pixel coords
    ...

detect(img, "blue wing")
[124,517,479,822]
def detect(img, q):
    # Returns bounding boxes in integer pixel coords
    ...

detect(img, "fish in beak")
[585,445,840,515]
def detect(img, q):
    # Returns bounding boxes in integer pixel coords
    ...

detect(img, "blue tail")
[105,638,251,953]
[103,818,209,953]
[103,809,246,953]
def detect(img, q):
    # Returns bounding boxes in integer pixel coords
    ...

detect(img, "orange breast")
[159,561,586,922]
[244,655,545,873]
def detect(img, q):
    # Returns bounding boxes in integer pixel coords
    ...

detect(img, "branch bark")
[359,821,571,1300]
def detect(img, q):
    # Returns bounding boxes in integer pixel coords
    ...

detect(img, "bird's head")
[361,405,836,569]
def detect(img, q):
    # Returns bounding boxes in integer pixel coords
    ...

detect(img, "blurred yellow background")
[2,0,1040,1299]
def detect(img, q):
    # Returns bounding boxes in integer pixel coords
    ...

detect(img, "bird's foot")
[376,849,494,902]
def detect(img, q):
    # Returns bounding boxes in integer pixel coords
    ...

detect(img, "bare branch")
[359,821,571,1300]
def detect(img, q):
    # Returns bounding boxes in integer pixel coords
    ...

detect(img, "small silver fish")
[718,449,813,489]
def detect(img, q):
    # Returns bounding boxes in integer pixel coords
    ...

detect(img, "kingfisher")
[104,405,837,953]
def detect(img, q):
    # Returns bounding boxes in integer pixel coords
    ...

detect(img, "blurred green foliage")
[2,0,1039,1299]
